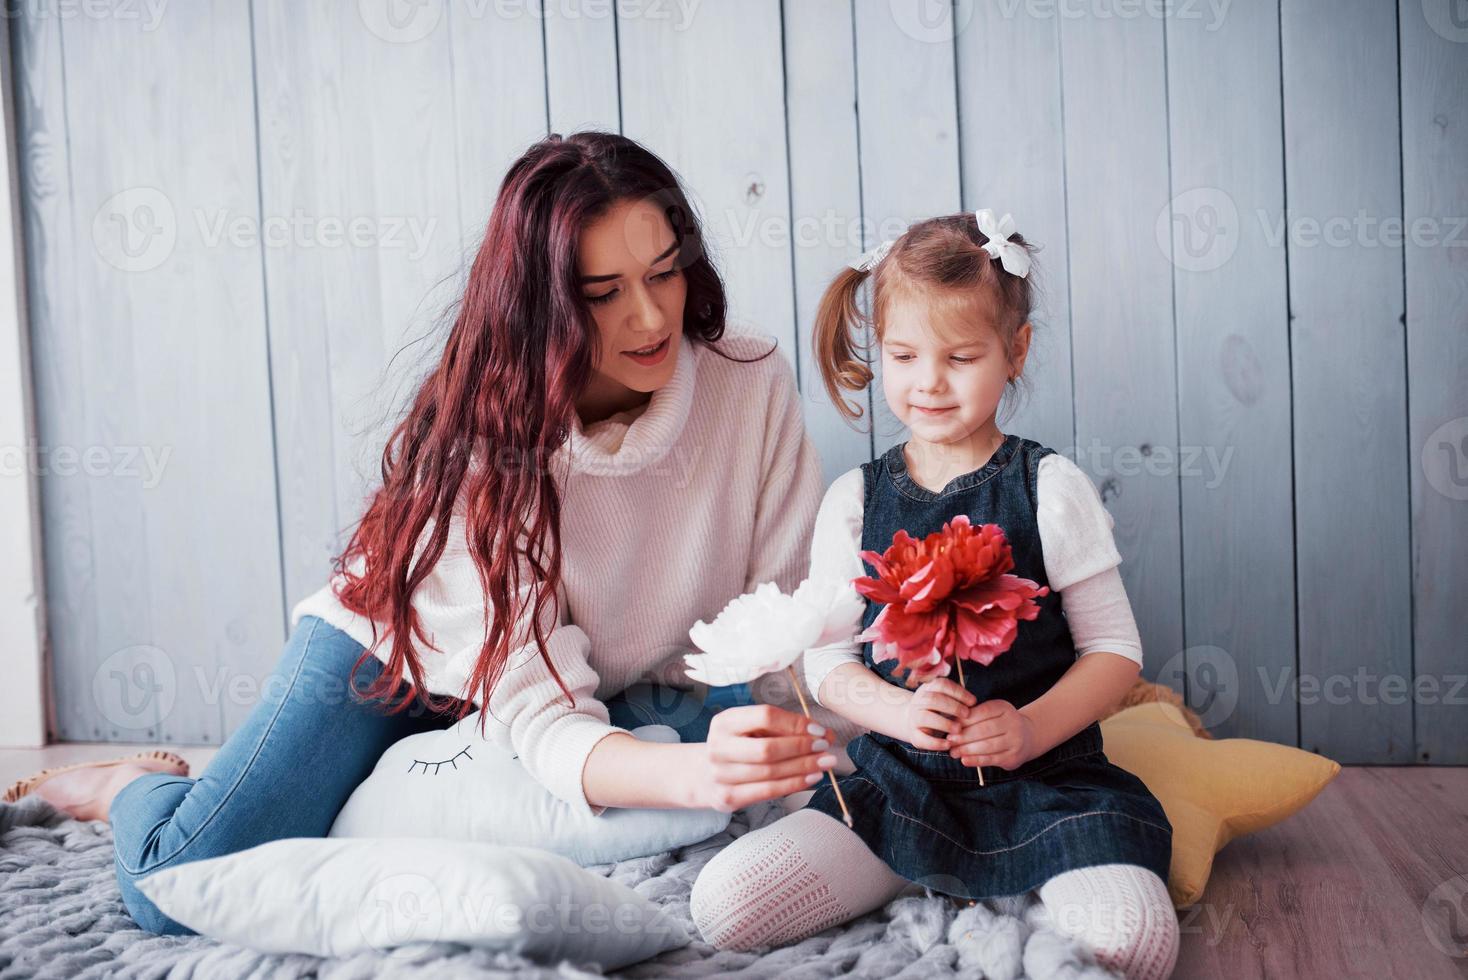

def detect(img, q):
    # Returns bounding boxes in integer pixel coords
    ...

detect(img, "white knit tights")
[690,809,1179,980]
[1036,863,1180,979]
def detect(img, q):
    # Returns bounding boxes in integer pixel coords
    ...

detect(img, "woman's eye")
[585,289,618,306]
[951,356,976,364]
[891,353,913,362]
[652,268,679,283]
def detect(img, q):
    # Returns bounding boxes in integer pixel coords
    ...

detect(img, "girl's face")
[574,197,688,420]
[879,290,1030,445]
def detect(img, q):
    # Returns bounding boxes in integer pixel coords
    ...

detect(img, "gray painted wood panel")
[782,0,873,486]
[852,0,962,448]
[1282,0,1413,763]
[618,0,800,367]
[1399,0,1468,765]
[253,0,471,648]
[1059,13,1185,675]
[13,1,1462,763]
[14,2,96,744]
[1164,3,1297,744]
[33,0,285,743]
[544,1,621,135]
[956,9,1075,462]
[451,2,550,251]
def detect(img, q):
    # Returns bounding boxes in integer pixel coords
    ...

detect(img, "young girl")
[690,211,1179,980]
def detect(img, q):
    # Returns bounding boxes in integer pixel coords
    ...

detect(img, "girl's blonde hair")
[812,211,1039,425]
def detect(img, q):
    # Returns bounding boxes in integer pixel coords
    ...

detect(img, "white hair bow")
[846,238,894,273]
[974,208,1031,279]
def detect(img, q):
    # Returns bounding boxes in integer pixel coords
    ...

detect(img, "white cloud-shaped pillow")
[135,836,688,969]
[328,717,730,867]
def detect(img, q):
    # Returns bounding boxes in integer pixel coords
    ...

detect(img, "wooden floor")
[2,747,1465,978]
[1172,765,1468,980]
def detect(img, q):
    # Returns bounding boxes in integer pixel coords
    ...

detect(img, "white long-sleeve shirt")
[291,330,860,817]
[801,453,1145,706]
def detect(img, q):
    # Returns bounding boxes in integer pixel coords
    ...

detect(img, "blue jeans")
[109,614,752,935]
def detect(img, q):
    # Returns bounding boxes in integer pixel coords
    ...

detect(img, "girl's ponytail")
[812,264,874,425]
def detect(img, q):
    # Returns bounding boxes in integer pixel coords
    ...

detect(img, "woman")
[7,131,851,934]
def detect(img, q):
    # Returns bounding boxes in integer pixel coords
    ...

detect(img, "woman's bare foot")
[29,756,187,822]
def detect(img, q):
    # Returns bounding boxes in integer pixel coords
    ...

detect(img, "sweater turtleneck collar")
[554,333,700,478]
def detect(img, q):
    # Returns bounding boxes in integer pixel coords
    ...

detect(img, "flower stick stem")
[952,657,983,786]
[785,666,853,828]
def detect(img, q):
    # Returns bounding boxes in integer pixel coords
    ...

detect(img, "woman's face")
[574,197,687,421]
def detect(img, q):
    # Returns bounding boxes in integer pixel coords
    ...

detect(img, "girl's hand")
[947,699,1040,771]
[896,678,976,750]
[696,704,838,813]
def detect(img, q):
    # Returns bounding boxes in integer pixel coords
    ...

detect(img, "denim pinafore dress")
[802,434,1173,900]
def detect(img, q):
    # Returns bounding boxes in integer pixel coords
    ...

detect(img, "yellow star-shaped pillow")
[1099,700,1341,907]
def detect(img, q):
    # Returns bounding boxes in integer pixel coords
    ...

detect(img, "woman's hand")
[895,678,976,750]
[947,699,1040,770]
[696,704,839,813]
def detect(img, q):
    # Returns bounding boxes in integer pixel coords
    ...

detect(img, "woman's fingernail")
[808,723,828,737]
[817,754,838,768]
[812,739,830,752]
[805,772,822,785]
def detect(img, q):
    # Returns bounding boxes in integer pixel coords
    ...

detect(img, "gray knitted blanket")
[0,795,1118,979]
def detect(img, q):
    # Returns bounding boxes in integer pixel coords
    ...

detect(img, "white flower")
[793,575,866,646]
[685,582,824,685]
[684,576,868,686]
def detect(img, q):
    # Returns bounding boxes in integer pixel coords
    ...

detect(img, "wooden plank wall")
[11,0,1463,763]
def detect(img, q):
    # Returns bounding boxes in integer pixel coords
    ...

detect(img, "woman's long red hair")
[331,132,738,731]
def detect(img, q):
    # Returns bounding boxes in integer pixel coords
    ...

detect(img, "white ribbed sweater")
[290,331,858,817]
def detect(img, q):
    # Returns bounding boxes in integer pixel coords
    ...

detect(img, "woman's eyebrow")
[579,239,679,284]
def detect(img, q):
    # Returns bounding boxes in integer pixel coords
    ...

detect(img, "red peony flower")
[852,516,1048,686]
